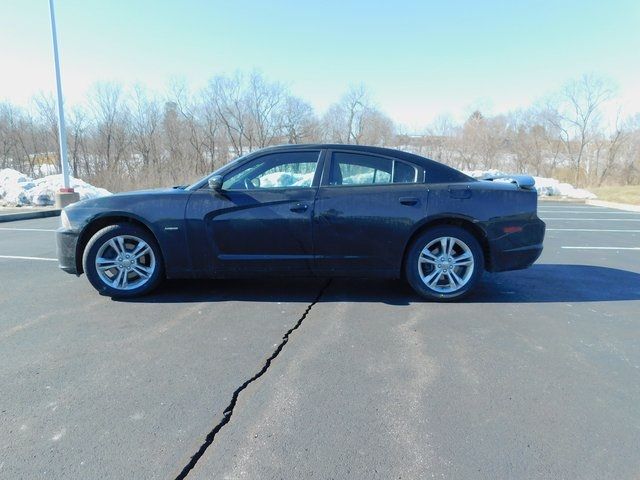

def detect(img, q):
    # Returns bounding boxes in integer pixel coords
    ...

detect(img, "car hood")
[111,187,184,197]
[65,187,190,211]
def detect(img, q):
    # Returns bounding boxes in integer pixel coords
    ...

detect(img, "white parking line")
[538,205,605,208]
[561,246,640,251]
[0,227,57,232]
[0,255,57,261]
[539,210,640,214]
[547,228,640,232]
[544,218,640,221]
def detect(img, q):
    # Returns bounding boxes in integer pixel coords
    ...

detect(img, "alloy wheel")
[417,236,474,293]
[94,235,156,291]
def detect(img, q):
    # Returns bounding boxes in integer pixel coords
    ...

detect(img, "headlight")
[60,210,71,229]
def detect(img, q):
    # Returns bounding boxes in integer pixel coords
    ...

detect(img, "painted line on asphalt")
[538,205,605,208]
[539,210,640,214]
[544,218,640,221]
[0,255,57,261]
[547,228,640,232]
[539,208,608,212]
[561,246,640,251]
[0,227,57,232]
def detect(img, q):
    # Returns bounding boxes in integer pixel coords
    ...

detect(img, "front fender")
[68,193,192,278]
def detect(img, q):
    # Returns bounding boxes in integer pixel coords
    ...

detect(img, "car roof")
[255,143,426,164]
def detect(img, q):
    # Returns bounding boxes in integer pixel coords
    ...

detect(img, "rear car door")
[313,150,428,276]
[186,150,323,274]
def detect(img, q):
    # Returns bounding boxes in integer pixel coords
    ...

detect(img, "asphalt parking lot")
[1,201,639,479]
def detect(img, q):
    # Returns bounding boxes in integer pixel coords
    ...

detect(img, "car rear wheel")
[83,223,164,298]
[405,226,484,301]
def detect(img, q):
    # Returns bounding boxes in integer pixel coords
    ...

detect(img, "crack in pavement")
[174,279,332,480]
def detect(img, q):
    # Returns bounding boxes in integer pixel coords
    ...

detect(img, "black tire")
[405,225,484,301]
[82,223,164,298]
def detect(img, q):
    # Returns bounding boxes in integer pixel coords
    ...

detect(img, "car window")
[330,152,418,186]
[393,161,418,183]
[222,151,320,190]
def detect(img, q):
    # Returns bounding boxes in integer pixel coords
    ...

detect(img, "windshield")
[185,154,249,191]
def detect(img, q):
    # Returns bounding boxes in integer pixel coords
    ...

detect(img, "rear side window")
[393,161,418,183]
[329,152,418,186]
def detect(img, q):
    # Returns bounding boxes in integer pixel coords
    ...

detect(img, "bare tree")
[281,96,318,144]
[456,111,488,170]
[322,85,393,145]
[622,114,640,184]
[594,112,635,186]
[359,109,395,146]
[322,85,368,143]
[88,82,131,175]
[161,100,189,184]
[245,71,286,148]
[67,106,89,177]
[200,89,224,171]
[422,115,457,166]
[543,74,614,185]
[131,85,161,168]
[206,73,249,157]
[343,85,370,144]
[2,71,639,194]
[170,82,213,176]
[33,93,60,172]
[0,103,29,172]
[0,103,17,169]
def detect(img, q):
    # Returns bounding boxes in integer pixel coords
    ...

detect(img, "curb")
[0,209,61,223]
[586,199,640,212]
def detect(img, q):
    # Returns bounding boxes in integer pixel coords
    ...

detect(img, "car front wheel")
[83,223,164,298]
[405,226,484,301]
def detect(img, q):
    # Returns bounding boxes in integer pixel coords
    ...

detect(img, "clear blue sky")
[1,0,638,130]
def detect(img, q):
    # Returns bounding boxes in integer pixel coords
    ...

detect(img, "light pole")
[48,0,78,207]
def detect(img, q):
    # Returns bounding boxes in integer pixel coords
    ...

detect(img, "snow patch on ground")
[0,168,111,206]
[464,169,596,199]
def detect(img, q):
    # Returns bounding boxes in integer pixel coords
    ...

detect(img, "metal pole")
[48,0,71,190]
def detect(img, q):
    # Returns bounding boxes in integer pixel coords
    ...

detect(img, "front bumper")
[56,228,80,274]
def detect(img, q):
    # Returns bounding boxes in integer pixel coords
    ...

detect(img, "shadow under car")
[118,264,640,305]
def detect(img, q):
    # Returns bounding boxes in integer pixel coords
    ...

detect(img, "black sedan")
[56,144,545,300]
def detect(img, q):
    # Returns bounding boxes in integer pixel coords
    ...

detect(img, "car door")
[185,150,323,275]
[312,150,427,275]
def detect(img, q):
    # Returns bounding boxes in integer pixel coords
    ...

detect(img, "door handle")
[290,203,309,213]
[399,197,419,206]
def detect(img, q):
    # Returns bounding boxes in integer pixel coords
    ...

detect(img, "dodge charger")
[56,144,545,300]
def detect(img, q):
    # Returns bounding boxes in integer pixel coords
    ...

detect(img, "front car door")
[185,149,323,275]
[313,150,427,276]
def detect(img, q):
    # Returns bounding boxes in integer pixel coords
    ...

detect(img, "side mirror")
[208,175,224,192]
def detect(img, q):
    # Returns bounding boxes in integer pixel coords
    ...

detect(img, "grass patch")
[590,185,640,205]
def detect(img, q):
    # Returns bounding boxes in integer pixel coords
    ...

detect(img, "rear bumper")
[56,228,80,274]
[487,217,546,272]
[489,243,544,272]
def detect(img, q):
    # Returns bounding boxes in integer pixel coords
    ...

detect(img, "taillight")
[503,226,523,234]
